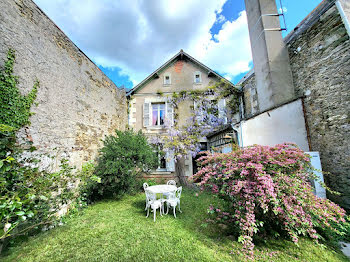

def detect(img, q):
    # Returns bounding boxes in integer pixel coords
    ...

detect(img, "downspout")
[336,1,350,37]
[231,95,245,148]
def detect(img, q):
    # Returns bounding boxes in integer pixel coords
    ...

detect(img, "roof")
[206,124,233,139]
[127,49,235,96]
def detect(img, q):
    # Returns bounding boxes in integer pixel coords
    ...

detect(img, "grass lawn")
[1,189,348,262]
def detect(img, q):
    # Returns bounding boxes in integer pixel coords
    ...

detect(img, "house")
[127,50,235,180]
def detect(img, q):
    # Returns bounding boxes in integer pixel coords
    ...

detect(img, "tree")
[91,129,158,200]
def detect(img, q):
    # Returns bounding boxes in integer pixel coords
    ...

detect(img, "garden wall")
[0,0,128,168]
[240,2,350,209]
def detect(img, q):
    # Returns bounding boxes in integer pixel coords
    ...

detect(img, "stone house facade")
[127,50,233,180]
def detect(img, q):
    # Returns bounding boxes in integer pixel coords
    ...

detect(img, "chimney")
[244,0,294,112]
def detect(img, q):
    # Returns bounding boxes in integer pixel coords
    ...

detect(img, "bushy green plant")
[91,129,158,200]
[193,143,347,259]
[0,151,77,243]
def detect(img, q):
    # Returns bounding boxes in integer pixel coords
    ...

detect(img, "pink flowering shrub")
[193,143,346,258]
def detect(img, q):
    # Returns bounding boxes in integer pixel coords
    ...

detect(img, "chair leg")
[173,205,176,218]
[160,206,163,217]
[146,207,149,218]
[178,201,182,213]
[153,208,156,222]
[166,203,169,215]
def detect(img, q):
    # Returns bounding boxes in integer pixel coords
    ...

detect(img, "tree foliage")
[91,129,158,200]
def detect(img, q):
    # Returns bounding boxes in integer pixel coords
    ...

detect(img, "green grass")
[1,190,348,262]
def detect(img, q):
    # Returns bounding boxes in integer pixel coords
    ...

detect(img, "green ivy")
[0,49,39,129]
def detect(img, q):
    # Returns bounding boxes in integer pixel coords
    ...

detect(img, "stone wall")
[287,4,350,208]
[0,0,127,168]
[240,3,350,209]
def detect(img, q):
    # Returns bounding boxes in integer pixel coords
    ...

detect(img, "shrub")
[193,143,347,258]
[0,142,77,246]
[90,129,158,200]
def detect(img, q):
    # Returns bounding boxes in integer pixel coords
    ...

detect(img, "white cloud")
[189,11,252,80]
[34,0,252,85]
[216,14,226,24]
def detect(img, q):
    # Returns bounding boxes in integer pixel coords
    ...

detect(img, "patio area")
[1,190,347,262]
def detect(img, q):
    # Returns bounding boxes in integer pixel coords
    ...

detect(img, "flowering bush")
[193,143,347,258]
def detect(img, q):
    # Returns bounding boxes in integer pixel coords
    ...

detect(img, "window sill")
[193,82,202,85]
[151,170,172,175]
[163,84,171,87]
[147,126,167,130]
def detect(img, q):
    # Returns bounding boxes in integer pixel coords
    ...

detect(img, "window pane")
[159,108,165,125]
[152,109,158,125]
[165,76,170,84]
[160,156,166,168]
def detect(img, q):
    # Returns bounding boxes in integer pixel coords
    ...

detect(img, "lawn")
[1,190,348,262]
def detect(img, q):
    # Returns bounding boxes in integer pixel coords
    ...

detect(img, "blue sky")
[34,0,322,90]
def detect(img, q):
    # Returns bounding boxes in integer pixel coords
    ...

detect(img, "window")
[152,103,165,126]
[194,71,201,83]
[155,145,166,170]
[164,73,171,85]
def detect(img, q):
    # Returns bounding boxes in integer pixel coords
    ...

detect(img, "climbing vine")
[0,49,39,129]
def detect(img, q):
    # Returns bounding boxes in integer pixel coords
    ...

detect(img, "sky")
[34,0,322,90]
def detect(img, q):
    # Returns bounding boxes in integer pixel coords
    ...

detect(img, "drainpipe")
[231,96,245,148]
[336,1,350,37]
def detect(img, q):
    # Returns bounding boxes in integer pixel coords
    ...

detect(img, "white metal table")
[146,184,177,195]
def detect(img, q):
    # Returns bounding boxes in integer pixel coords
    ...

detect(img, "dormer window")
[194,71,201,83]
[164,73,171,85]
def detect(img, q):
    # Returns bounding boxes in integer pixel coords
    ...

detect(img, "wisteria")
[193,143,347,259]
[158,80,238,160]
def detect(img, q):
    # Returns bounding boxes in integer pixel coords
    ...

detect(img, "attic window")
[194,71,201,83]
[164,73,171,85]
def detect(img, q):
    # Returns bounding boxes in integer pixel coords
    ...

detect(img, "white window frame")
[164,73,171,85]
[194,71,202,84]
[151,102,165,127]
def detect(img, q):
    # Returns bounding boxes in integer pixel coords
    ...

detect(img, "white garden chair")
[145,189,163,222]
[165,186,182,218]
[143,182,149,210]
[166,180,176,186]
[163,180,177,199]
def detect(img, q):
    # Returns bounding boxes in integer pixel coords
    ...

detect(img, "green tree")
[91,129,158,200]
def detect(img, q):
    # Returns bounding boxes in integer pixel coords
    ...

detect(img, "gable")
[135,58,219,95]
[127,50,233,96]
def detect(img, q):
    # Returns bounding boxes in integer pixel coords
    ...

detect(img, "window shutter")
[166,150,175,172]
[218,99,227,124]
[166,102,174,126]
[143,102,150,127]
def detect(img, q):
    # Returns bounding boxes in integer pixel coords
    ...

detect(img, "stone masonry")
[287,4,350,208]
[240,3,350,209]
[0,0,128,168]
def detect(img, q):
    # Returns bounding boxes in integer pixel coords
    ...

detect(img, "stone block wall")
[0,0,127,168]
[240,3,350,209]
[287,5,350,208]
